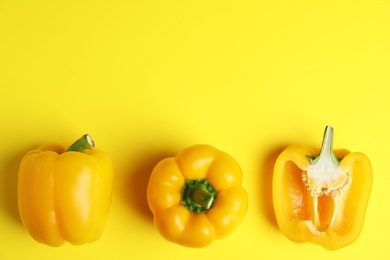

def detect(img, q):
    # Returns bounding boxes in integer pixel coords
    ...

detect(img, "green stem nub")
[66,134,95,152]
[306,126,341,165]
[181,179,217,214]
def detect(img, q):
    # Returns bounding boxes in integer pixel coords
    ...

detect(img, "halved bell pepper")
[273,126,373,250]
[147,144,248,247]
[18,135,114,247]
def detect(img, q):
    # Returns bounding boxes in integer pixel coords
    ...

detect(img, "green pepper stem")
[66,134,95,152]
[181,179,217,214]
[307,126,339,166]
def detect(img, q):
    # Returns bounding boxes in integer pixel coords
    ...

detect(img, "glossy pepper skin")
[18,135,114,247]
[273,126,373,250]
[147,144,248,248]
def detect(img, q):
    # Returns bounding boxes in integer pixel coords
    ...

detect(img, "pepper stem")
[66,134,95,152]
[307,126,340,166]
[181,179,217,214]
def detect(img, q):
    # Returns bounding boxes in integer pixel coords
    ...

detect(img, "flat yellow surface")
[1,1,389,259]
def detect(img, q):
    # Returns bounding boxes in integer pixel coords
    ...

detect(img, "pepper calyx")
[303,126,349,197]
[66,134,95,152]
[307,126,340,166]
[181,179,217,214]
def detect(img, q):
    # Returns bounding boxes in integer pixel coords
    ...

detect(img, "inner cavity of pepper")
[284,161,350,231]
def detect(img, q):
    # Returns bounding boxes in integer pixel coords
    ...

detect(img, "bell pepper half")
[272,126,373,250]
[18,135,114,246]
[147,144,248,248]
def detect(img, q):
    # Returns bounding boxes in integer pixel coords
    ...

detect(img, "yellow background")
[1,1,389,259]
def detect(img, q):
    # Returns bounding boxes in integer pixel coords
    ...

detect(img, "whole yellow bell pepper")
[147,144,248,247]
[273,126,373,250]
[18,135,114,247]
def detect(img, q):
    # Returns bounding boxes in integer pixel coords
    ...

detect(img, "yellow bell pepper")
[273,126,373,250]
[18,135,114,247]
[147,144,248,248]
